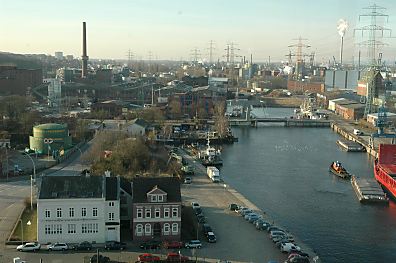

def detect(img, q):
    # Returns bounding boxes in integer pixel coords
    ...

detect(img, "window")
[145,223,151,235]
[108,212,114,221]
[82,208,87,217]
[163,223,170,235]
[93,208,98,217]
[136,224,143,236]
[172,207,178,218]
[56,208,62,218]
[93,223,98,233]
[137,208,143,218]
[67,224,76,234]
[82,224,87,234]
[69,207,74,217]
[45,225,51,235]
[56,224,62,234]
[155,208,160,218]
[151,195,157,202]
[145,209,151,218]
[45,210,50,218]
[158,195,163,202]
[109,201,114,207]
[88,224,92,233]
[164,208,170,218]
[172,223,178,234]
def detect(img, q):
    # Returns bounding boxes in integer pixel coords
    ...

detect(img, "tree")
[213,100,229,138]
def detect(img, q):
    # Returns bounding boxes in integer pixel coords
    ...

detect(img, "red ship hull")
[374,144,396,200]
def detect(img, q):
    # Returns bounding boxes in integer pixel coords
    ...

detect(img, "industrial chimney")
[81,22,88,78]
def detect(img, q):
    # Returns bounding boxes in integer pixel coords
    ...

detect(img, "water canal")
[222,108,396,263]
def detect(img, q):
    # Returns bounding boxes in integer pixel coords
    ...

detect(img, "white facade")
[47,79,62,107]
[37,198,120,244]
[328,98,347,111]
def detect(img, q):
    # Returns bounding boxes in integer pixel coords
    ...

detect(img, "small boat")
[329,161,351,179]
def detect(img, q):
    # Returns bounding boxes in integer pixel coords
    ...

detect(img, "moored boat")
[329,161,351,179]
[374,144,396,200]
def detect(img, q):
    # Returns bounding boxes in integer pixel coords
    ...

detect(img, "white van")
[353,129,363,135]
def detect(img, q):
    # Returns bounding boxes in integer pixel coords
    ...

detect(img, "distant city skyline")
[1,0,396,64]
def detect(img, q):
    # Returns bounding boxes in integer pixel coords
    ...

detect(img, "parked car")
[47,243,68,251]
[185,240,202,249]
[207,232,217,243]
[270,230,286,239]
[255,220,270,230]
[280,243,301,253]
[163,241,183,249]
[285,255,310,263]
[138,253,161,262]
[197,214,206,223]
[184,177,192,184]
[139,240,161,250]
[90,254,110,263]
[244,212,257,220]
[105,241,127,250]
[73,241,93,251]
[267,226,284,233]
[191,202,200,209]
[247,213,262,223]
[194,207,203,215]
[202,224,213,236]
[16,242,41,252]
[166,252,189,262]
[288,252,309,259]
[229,203,239,211]
[240,209,253,216]
[272,235,294,243]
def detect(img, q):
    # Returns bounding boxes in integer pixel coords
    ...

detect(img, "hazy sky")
[1,0,396,63]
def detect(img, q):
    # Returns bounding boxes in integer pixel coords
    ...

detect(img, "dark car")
[73,241,93,251]
[207,232,217,243]
[104,241,126,250]
[163,241,183,249]
[202,224,213,236]
[197,214,206,223]
[194,207,202,215]
[286,255,310,263]
[139,240,161,250]
[90,254,110,263]
[229,203,239,211]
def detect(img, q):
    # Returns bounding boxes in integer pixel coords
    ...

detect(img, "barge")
[336,139,365,152]
[351,175,388,204]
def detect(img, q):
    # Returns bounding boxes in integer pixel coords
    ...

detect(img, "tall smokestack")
[82,22,88,78]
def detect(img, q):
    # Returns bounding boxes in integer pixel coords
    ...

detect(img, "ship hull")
[374,163,396,200]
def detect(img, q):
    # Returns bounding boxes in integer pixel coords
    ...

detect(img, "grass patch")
[13,207,37,242]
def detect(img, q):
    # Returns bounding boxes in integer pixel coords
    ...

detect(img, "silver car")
[16,242,41,252]
[47,242,69,251]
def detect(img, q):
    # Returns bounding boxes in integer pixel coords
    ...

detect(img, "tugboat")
[329,161,351,179]
[198,138,223,167]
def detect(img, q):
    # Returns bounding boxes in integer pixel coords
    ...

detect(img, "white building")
[47,79,61,108]
[37,175,120,244]
[126,118,148,137]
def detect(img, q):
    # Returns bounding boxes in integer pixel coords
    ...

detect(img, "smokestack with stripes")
[81,22,88,78]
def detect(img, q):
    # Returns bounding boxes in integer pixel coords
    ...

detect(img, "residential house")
[126,118,148,137]
[37,175,120,244]
[132,177,181,241]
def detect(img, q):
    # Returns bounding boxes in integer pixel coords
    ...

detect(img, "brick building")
[0,66,42,95]
[287,80,324,94]
[131,177,181,242]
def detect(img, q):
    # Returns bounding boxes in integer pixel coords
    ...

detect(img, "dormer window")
[151,195,157,202]
[158,195,163,202]
[147,185,167,202]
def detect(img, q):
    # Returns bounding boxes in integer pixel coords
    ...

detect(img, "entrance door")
[153,223,161,237]
[106,227,117,241]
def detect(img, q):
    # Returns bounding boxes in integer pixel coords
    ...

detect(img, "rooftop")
[132,177,181,203]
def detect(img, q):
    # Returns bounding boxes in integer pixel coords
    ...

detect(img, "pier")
[229,117,331,127]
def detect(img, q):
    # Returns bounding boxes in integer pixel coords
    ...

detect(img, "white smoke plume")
[337,19,348,37]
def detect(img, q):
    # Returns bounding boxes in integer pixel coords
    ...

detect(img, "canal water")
[222,108,396,263]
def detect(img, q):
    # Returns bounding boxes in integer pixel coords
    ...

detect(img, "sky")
[1,0,396,63]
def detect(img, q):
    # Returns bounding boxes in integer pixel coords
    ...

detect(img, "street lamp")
[23,153,35,210]
[19,220,31,245]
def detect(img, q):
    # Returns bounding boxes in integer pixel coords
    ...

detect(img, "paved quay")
[181,150,320,263]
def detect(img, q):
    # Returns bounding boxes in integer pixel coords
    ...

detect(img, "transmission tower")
[354,4,391,117]
[288,37,311,79]
[207,40,215,64]
[148,51,153,73]
[224,42,240,66]
[355,4,391,66]
[190,47,201,64]
[126,49,134,67]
